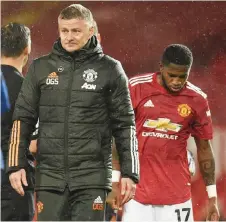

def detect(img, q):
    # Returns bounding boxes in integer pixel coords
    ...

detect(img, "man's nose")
[66,32,73,40]
[172,77,182,86]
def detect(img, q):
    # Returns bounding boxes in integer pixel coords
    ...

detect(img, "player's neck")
[1,56,24,73]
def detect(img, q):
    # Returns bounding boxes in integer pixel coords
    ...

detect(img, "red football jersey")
[129,72,213,205]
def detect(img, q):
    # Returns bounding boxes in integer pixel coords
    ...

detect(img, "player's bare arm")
[196,138,215,185]
[195,137,220,221]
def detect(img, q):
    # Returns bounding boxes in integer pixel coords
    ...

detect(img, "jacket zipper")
[64,60,76,187]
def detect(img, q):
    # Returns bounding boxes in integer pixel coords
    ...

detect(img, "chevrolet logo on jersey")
[143,118,182,132]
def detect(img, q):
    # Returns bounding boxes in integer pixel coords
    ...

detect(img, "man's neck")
[1,56,23,73]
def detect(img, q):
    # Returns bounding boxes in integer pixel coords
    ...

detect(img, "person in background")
[1,22,37,221]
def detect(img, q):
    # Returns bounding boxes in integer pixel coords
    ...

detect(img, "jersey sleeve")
[128,78,140,111]
[190,97,213,139]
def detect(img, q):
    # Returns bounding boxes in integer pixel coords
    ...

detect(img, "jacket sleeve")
[7,62,40,173]
[108,61,139,183]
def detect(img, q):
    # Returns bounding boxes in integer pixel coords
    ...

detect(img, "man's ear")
[89,26,94,39]
[23,46,30,56]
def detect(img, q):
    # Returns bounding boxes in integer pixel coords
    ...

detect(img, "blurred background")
[1,1,226,221]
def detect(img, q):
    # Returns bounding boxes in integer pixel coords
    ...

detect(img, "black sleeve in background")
[1,70,23,154]
[108,61,139,183]
[6,62,40,173]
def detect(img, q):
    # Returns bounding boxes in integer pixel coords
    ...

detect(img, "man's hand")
[207,197,220,221]
[120,177,136,206]
[29,139,37,153]
[106,182,121,210]
[9,169,28,196]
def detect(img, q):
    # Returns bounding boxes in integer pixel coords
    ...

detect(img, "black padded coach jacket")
[7,36,139,191]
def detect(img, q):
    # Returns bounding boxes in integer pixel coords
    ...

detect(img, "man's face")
[160,62,190,93]
[58,18,94,52]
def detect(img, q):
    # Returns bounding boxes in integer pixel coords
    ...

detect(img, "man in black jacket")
[7,4,139,221]
[1,22,37,221]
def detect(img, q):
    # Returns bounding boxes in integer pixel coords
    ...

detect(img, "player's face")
[58,18,94,52]
[160,63,190,93]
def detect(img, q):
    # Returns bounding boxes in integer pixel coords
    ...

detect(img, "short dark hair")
[58,4,93,27]
[162,44,193,67]
[1,22,30,58]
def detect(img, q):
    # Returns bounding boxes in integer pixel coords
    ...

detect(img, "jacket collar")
[51,35,103,62]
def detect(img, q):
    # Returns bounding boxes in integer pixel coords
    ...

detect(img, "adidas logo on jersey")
[144,100,154,107]
[46,72,59,85]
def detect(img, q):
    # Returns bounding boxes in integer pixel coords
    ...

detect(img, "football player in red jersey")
[122,44,219,221]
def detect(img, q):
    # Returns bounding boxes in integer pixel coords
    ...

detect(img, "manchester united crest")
[37,201,44,214]
[178,104,191,117]
[83,69,98,83]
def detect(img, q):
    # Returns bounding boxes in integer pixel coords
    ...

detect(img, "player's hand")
[9,169,28,196]
[106,182,121,210]
[207,197,220,221]
[120,177,136,206]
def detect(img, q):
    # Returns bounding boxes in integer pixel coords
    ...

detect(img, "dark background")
[2,1,226,220]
